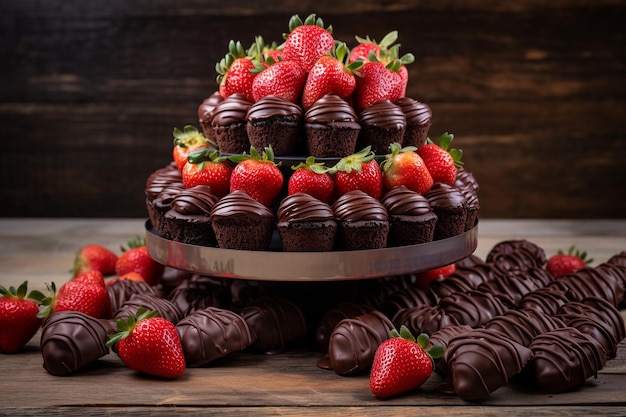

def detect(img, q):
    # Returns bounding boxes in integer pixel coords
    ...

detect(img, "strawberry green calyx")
[557,245,594,265]
[228,145,280,166]
[332,146,375,174]
[36,282,57,319]
[380,142,418,173]
[286,13,332,36]
[172,125,210,148]
[333,41,363,72]
[355,30,399,51]
[392,325,444,360]
[0,281,45,304]
[187,148,228,166]
[427,132,464,168]
[291,156,331,174]
[215,40,249,83]
[106,307,159,347]
[121,236,145,253]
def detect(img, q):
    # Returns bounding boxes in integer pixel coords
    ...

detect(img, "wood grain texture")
[1,1,624,218]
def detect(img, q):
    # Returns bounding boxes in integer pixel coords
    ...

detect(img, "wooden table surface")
[1,218,625,416]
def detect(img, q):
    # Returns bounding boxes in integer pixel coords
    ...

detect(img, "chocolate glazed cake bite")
[358,99,406,154]
[246,95,303,155]
[211,93,252,154]
[332,190,390,250]
[198,91,224,142]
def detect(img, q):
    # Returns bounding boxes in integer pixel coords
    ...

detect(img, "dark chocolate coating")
[41,311,115,376]
[176,307,256,367]
[445,328,533,401]
[477,272,543,309]
[486,239,547,267]
[114,293,185,325]
[518,286,571,316]
[393,304,460,336]
[315,302,374,352]
[107,279,159,317]
[327,310,394,376]
[484,308,566,347]
[527,327,606,394]
[439,290,507,328]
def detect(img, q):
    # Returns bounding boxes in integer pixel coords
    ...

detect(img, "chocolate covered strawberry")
[229,146,284,207]
[181,148,232,198]
[0,281,44,353]
[282,13,335,72]
[547,246,593,278]
[115,237,164,286]
[370,326,443,399]
[72,244,118,277]
[107,308,186,379]
[172,125,213,172]
[417,132,463,186]
[288,156,334,204]
[381,142,433,195]
[301,42,362,110]
[332,146,383,200]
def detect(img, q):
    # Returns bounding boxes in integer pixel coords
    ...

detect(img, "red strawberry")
[216,40,264,103]
[287,156,334,203]
[105,272,146,287]
[417,132,463,186]
[251,59,307,104]
[39,271,110,319]
[0,281,44,353]
[332,146,383,200]
[301,42,362,110]
[115,237,164,286]
[181,148,233,198]
[353,60,403,111]
[107,308,186,379]
[229,146,284,207]
[72,244,118,278]
[381,142,433,195]
[370,326,443,399]
[281,13,335,72]
[348,31,399,64]
[172,125,213,172]
[547,246,593,278]
[415,263,456,289]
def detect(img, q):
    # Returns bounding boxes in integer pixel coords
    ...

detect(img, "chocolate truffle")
[381,185,438,246]
[246,95,303,155]
[327,310,394,375]
[332,190,390,250]
[176,307,256,367]
[41,311,115,376]
[277,192,337,252]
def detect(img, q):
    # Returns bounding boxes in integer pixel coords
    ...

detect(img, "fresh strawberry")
[215,40,264,103]
[370,326,443,399]
[546,246,593,278]
[115,237,164,286]
[348,31,399,64]
[39,271,110,319]
[281,13,335,72]
[258,36,283,64]
[301,42,362,110]
[381,142,433,195]
[172,125,213,172]
[415,263,456,289]
[251,59,307,104]
[107,308,186,379]
[287,156,334,204]
[0,281,44,353]
[229,146,284,207]
[105,272,146,287]
[353,60,403,111]
[181,148,233,198]
[71,244,118,278]
[417,132,463,186]
[332,146,383,200]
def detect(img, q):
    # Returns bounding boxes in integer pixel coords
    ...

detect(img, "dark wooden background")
[1,0,624,218]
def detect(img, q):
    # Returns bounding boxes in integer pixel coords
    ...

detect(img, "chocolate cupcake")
[358,100,406,154]
[198,91,224,143]
[150,182,186,238]
[381,185,438,246]
[394,97,432,148]
[144,163,183,232]
[277,193,336,252]
[210,190,275,251]
[425,182,467,240]
[332,190,389,250]
[304,94,361,158]
[246,95,303,156]
[163,185,220,246]
[211,93,252,154]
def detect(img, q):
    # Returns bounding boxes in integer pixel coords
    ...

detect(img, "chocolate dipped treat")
[381,185,438,246]
[41,311,116,376]
[114,293,184,325]
[176,307,256,367]
[486,239,547,268]
[484,308,566,347]
[315,302,374,352]
[527,327,606,394]
[277,192,337,252]
[198,91,224,142]
[393,304,461,336]
[332,190,389,250]
[163,185,220,246]
[517,286,571,316]
[430,324,473,376]
[357,99,406,154]
[438,290,507,328]
[246,95,303,155]
[107,279,159,317]
[304,94,361,158]
[210,190,275,251]
[425,182,467,240]
[327,310,394,376]
[211,93,252,154]
[145,163,184,233]
[394,97,432,148]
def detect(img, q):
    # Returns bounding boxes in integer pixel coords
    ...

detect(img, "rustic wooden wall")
[1,0,624,218]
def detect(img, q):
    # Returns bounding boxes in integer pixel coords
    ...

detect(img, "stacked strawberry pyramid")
[148,13,478,251]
